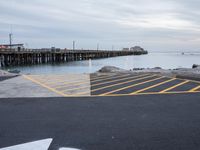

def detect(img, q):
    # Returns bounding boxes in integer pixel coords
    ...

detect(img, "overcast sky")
[0,0,200,51]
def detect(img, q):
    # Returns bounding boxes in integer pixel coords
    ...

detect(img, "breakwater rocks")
[99,66,127,73]
[98,65,200,81]
[0,69,19,78]
[193,64,200,69]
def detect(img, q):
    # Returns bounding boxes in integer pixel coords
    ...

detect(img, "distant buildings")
[122,48,130,51]
[123,46,145,52]
[130,46,145,52]
[0,45,7,49]
[122,46,148,55]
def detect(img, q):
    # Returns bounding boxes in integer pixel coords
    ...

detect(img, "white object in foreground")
[0,138,81,150]
[0,138,53,150]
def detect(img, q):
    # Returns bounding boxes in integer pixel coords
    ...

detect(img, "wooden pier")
[0,49,147,67]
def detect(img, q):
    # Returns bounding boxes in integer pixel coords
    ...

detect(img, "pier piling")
[0,49,147,67]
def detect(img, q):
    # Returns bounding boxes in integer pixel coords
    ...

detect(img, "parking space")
[23,73,200,97]
[90,73,200,96]
[23,74,91,96]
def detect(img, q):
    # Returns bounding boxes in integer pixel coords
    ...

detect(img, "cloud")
[0,0,200,51]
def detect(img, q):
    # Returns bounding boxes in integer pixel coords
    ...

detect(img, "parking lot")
[24,73,200,97]
[1,74,200,150]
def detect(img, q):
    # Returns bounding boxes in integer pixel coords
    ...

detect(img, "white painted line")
[0,138,52,150]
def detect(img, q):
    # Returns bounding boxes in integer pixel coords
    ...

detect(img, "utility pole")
[73,41,75,50]
[9,25,13,50]
[9,33,12,50]
[97,43,99,51]
[112,45,114,51]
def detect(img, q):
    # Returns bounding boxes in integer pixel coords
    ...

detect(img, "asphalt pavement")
[0,75,18,82]
[1,93,200,150]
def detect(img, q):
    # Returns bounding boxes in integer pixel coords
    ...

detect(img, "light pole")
[9,33,12,50]
[73,41,76,50]
[112,45,114,51]
[97,43,99,51]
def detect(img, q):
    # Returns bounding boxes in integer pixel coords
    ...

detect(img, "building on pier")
[0,44,24,51]
[130,46,145,52]
[122,48,130,51]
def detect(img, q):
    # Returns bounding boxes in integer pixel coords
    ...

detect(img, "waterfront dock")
[0,49,147,67]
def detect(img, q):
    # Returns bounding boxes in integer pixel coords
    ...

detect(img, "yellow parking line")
[30,74,69,77]
[92,73,150,87]
[57,75,128,92]
[174,77,200,84]
[34,77,68,84]
[93,74,156,92]
[91,74,130,83]
[159,80,190,93]
[35,74,91,85]
[53,74,129,89]
[62,73,150,94]
[50,74,111,85]
[97,91,200,97]
[189,85,200,92]
[75,74,156,96]
[130,78,176,94]
[45,75,90,85]
[53,79,90,88]
[23,75,68,97]
[29,74,75,80]
[47,78,88,86]
[95,74,158,93]
[53,74,112,85]
[164,91,200,94]
[29,75,78,83]
[100,76,165,96]
[90,74,115,81]
[60,86,90,93]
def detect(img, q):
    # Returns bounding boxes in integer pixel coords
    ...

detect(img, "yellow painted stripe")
[51,74,113,86]
[159,80,190,93]
[52,74,117,87]
[73,75,154,96]
[71,74,150,95]
[100,76,165,96]
[29,74,79,80]
[47,74,112,85]
[189,85,200,92]
[92,73,150,87]
[47,78,88,85]
[54,74,129,89]
[34,78,68,84]
[174,77,200,84]
[59,84,90,92]
[23,75,68,97]
[91,74,130,83]
[98,91,200,97]
[29,76,81,84]
[90,74,115,81]
[76,90,200,97]
[130,78,176,94]
[45,75,90,85]
[92,74,156,92]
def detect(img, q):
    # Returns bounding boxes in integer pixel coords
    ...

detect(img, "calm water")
[3,52,200,74]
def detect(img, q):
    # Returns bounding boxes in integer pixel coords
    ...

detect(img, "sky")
[0,0,200,51]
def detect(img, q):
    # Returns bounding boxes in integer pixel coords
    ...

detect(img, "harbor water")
[3,52,200,74]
